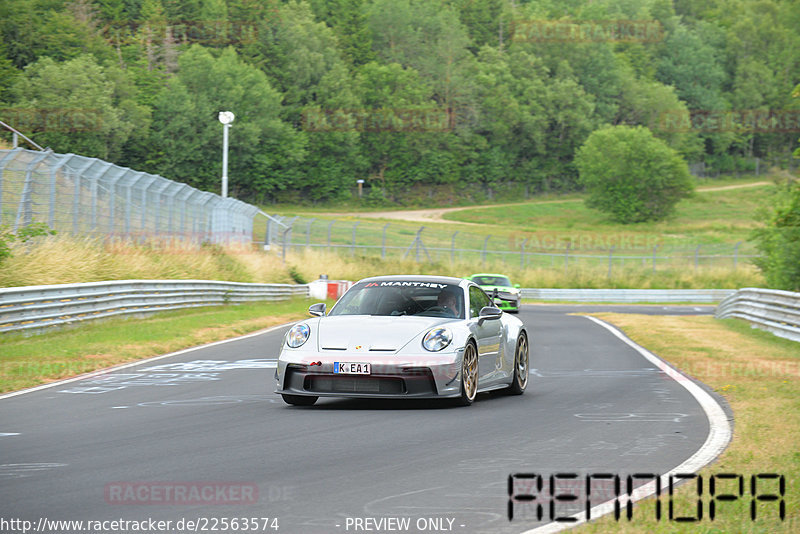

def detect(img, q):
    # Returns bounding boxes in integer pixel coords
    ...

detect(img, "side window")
[469,286,490,318]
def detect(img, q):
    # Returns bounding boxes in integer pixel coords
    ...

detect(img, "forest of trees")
[1,0,798,205]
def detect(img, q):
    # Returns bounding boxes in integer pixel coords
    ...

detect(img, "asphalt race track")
[0,305,728,534]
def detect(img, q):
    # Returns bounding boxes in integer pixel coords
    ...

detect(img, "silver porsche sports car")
[275,275,529,406]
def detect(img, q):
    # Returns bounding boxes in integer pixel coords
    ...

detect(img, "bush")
[287,265,308,284]
[575,125,694,223]
[752,180,800,291]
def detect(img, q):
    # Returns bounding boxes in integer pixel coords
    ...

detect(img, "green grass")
[444,182,775,247]
[258,178,779,267]
[0,298,329,393]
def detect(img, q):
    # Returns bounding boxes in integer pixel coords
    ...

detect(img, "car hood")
[315,315,455,352]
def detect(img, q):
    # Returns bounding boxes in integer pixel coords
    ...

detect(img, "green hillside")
[1,0,798,205]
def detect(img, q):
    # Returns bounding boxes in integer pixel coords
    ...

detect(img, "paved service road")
[0,305,724,534]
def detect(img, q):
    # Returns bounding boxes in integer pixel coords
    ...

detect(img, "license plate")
[333,362,371,375]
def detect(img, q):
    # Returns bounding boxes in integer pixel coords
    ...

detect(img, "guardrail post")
[382,223,389,259]
[265,218,272,250]
[482,235,491,265]
[520,238,529,270]
[608,246,615,279]
[451,231,459,264]
[351,221,360,255]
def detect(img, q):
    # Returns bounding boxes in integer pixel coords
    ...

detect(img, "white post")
[218,111,235,198]
[221,122,229,198]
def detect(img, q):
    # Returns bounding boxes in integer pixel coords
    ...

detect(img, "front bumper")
[275,351,464,399]
[496,298,520,311]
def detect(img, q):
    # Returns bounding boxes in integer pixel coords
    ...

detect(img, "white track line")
[0,322,292,401]
[521,316,732,534]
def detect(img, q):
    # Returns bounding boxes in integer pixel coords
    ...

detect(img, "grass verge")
[573,313,799,533]
[0,298,327,394]
[444,181,775,245]
[0,236,294,287]
[286,249,763,289]
[0,236,765,290]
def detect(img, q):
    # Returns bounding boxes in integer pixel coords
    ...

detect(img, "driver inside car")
[436,289,460,317]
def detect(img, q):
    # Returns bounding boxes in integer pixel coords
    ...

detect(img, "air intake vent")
[305,376,404,394]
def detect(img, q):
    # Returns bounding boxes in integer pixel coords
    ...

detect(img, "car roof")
[470,273,511,279]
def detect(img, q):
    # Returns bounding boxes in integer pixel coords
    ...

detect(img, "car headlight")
[286,324,310,348]
[422,327,452,352]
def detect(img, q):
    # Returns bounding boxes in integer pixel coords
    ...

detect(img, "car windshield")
[472,275,511,287]
[329,281,465,319]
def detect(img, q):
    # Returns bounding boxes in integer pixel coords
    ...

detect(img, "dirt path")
[320,180,771,224]
[695,180,770,192]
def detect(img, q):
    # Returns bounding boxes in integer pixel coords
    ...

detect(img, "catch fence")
[0,148,259,245]
[265,215,760,274]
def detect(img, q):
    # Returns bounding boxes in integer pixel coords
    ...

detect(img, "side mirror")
[514,283,520,288]
[478,305,502,324]
[308,303,326,317]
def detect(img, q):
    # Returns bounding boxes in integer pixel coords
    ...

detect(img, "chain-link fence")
[0,148,259,244]
[265,214,760,274]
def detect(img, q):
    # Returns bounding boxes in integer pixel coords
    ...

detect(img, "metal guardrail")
[520,288,735,303]
[715,287,800,342]
[0,280,309,334]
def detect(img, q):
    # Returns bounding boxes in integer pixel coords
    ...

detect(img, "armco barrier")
[0,283,748,335]
[715,287,800,342]
[520,288,734,303]
[0,280,309,334]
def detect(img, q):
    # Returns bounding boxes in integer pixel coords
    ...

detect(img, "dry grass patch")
[0,236,293,287]
[572,313,799,533]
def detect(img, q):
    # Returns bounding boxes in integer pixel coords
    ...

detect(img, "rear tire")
[282,394,318,406]
[508,332,529,395]
[456,342,478,406]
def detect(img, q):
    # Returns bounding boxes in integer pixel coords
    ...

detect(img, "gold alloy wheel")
[461,342,478,404]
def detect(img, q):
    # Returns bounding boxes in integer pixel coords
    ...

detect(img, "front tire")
[282,394,318,406]
[508,332,529,395]
[456,342,478,406]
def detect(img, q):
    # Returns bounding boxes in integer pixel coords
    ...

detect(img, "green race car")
[467,273,521,313]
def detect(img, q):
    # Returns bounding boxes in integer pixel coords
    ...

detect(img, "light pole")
[218,111,235,198]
